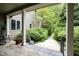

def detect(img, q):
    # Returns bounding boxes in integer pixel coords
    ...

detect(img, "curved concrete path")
[35,36,60,51]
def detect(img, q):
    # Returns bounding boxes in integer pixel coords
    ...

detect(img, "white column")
[22,10,26,46]
[66,3,74,56]
[6,16,10,38]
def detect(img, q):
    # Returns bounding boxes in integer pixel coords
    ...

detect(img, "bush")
[53,27,66,41]
[74,26,79,55]
[26,28,48,43]
[52,26,79,55]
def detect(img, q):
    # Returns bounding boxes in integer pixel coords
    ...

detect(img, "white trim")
[7,10,22,17]
[6,16,10,38]
[21,10,26,46]
[24,3,58,12]
[7,3,59,16]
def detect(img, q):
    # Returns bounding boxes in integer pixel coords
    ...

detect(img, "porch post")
[22,10,26,46]
[66,3,74,56]
[6,16,10,38]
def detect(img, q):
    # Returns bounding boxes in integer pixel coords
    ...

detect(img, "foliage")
[74,26,79,55]
[36,4,66,39]
[53,27,66,41]
[71,4,79,55]
[26,28,48,43]
[74,4,79,26]
[36,4,66,36]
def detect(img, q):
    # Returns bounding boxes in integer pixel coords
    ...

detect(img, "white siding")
[10,14,22,38]
[25,11,36,30]
[9,11,36,39]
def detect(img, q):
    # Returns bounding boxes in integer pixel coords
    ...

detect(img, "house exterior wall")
[9,11,36,39]
[25,11,36,29]
[10,14,22,39]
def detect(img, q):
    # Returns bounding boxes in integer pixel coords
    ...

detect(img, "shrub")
[74,26,79,55]
[26,28,48,43]
[52,26,79,55]
[57,30,66,41]
[53,27,66,41]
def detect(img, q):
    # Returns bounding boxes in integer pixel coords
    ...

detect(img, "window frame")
[11,19,16,30]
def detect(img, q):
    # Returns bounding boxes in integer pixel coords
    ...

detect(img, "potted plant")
[14,34,22,45]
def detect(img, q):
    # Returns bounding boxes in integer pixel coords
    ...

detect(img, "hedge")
[26,28,48,43]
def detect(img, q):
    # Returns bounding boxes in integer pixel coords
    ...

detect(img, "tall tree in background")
[74,4,79,26]
[36,4,66,36]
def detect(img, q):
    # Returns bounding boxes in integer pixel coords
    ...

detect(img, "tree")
[36,4,66,36]
[74,4,79,26]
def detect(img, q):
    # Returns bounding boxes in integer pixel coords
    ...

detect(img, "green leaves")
[26,28,48,43]
[74,26,79,55]
[74,4,79,26]
[36,4,66,36]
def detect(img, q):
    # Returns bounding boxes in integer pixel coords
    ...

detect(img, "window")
[30,24,32,28]
[17,21,20,30]
[11,20,16,30]
[11,20,20,30]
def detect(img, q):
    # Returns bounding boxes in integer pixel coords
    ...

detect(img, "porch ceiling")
[0,3,38,15]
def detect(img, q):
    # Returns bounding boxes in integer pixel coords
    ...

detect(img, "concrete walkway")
[35,36,60,51]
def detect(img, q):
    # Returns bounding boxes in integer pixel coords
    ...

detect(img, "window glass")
[17,21,20,30]
[11,20,16,30]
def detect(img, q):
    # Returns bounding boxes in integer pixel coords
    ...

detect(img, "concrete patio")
[0,40,62,56]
